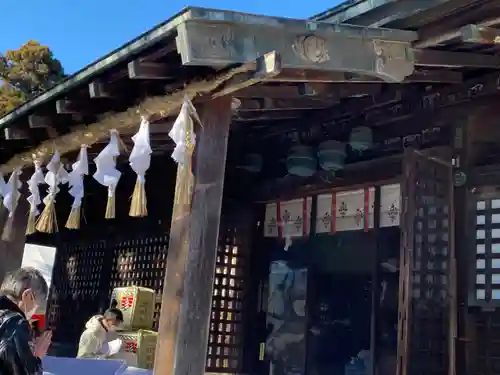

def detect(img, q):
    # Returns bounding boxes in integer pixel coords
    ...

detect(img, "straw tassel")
[129,117,152,218]
[2,170,22,241]
[105,186,116,219]
[36,151,68,233]
[129,177,147,217]
[169,97,200,209]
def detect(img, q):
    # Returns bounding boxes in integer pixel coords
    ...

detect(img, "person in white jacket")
[77,308,123,359]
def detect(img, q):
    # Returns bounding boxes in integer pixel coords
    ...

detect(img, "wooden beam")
[235,109,305,121]
[175,19,416,82]
[413,49,500,68]
[89,81,116,98]
[237,97,333,111]
[265,69,462,83]
[3,127,29,140]
[460,24,500,45]
[256,70,500,141]
[128,61,179,80]
[154,96,232,375]
[237,82,380,99]
[212,51,282,98]
[55,99,81,115]
[28,114,52,128]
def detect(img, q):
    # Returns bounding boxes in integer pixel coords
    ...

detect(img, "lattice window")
[108,235,168,329]
[398,149,454,375]
[47,241,108,343]
[206,224,249,373]
[471,192,500,307]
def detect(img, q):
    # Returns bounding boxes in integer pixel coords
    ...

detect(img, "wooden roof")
[0,5,499,169]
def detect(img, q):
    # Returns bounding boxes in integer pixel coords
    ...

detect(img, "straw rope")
[0,64,252,174]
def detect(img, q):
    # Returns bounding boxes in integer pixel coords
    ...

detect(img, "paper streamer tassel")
[35,196,57,233]
[105,186,116,219]
[65,206,81,229]
[129,177,147,217]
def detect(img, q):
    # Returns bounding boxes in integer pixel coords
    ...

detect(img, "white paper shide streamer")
[0,173,7,205]
[36,151,69,233]
[1,169,22,240]
[66,146,89,229]
[94,130,121,219]
[129,117,152,217]
[25,161,45,235]
[168,97,199,167]
[168,97,201,207]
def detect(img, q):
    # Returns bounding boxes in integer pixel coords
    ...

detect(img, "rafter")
[460,24,500,45]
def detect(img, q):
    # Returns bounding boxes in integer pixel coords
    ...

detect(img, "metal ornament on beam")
[175,19,416,82]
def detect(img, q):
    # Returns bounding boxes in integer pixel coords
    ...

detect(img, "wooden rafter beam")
[212,51,282,98]
[255,70,500,141]
[89,81,116,98]
[3,128,29,141]
[55,99,81,115]
[460,24,500,45]
[413,49,500,69]
[265,69,462,84]
[128,61,179,80]
[28,114,52,129]
[235,110,306,122]
[236,98,334,111]
[236,82,381,99]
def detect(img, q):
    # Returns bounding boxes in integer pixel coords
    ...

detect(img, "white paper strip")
[93,130,121,196]
[316,193,334,234]
[27,161,45,216]
[335,188,375,232]
[263,197,312,238]
[3,169,22,217]
[380,183,401,227]
[68,147,89,209]
[43,151,69,205]
[129,117,152,182]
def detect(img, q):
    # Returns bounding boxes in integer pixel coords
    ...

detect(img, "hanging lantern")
[317,140,346,172]
[236,153,263,173]
[286,145,317,177]
[349,127,373,152]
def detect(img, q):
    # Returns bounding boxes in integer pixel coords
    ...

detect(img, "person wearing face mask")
[0,267,51,375]
[77,308,123,359]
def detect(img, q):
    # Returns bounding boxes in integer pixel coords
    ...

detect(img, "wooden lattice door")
[397,148,457,375]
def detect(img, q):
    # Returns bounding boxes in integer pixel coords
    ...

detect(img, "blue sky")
[0,0,337,74]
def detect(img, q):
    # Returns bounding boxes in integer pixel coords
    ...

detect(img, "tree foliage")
[0,40,65,116]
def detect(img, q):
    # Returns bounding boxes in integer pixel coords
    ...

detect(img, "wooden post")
[0,191,29,282]
[154,96,232,375]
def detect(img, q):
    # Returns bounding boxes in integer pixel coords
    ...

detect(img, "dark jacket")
[0,295,42,375]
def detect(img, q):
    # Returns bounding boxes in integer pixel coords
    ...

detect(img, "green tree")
[0,40,65,116]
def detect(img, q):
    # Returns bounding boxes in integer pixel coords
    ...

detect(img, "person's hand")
[33,331,52,358]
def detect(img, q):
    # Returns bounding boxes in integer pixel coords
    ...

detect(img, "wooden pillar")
[154,96,232,375]
[0,189,29,282]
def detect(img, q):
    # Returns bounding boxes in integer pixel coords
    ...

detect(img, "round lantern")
[286,145,317,177]
[349,127,373,152]
[317,140,346,172]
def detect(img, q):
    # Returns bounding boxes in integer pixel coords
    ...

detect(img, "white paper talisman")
[380,184,401,227]
[335,188,375,232]
[264,197,312,238]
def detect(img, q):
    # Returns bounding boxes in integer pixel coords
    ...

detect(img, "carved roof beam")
[175,18,417,82]
[460,24,500,45]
